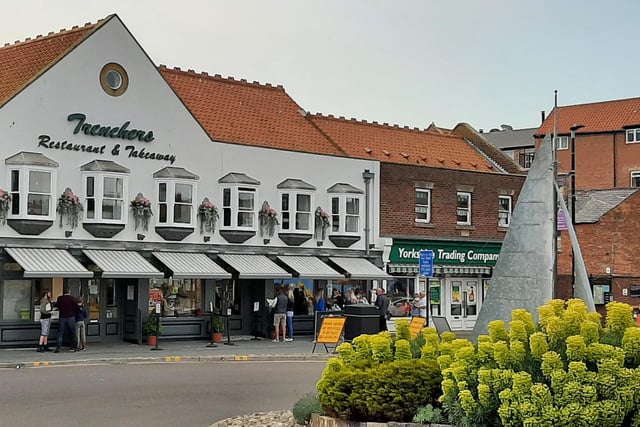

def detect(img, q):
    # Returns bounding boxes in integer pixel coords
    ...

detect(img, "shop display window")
[149,278,203,317]
[2,280,31,320]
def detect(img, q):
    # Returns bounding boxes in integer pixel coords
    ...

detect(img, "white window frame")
[280,191,313,232]
[631,171,640,187]
[155,179,196,227]
[456,191,472,225]
[331,195,361,234]
[555,136,569,150]
[498,195,512,227]
[8,166,56,220]
[627,129,640,144]
[220,186,257,229]
[82,173,128,223]
[415,188,431,223]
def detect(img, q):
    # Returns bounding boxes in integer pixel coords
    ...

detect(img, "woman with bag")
[75,297,88,351]
[37,290,53,352]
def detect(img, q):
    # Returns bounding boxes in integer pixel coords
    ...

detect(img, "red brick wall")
[555,132,640,190]
[380,163,525,240]
[557,191,640,314]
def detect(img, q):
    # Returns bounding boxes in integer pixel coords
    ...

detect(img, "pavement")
[0,336,336,369]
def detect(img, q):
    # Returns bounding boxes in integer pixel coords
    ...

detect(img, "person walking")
[75,297,88,351]
[415,291,427,318]
[55,288,78,353]
[285,284,295,342]
[37,290,53,352]
[374,288,389,332]
[273,286,288,342]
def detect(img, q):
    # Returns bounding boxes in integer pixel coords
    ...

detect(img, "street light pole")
[569,123,584,296]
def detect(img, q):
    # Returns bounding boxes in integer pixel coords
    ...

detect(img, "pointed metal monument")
[472,135,595,339]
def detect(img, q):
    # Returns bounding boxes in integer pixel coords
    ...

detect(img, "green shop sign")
[390,240,502,266]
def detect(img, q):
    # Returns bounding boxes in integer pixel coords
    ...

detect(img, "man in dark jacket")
[374,288,389,331]
[55,288,78,353]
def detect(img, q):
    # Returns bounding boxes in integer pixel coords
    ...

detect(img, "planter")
[147,335,158,346]
[212,332,223,343]
[310,414,453,427]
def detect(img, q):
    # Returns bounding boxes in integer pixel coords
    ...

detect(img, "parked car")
[388,296,414,317]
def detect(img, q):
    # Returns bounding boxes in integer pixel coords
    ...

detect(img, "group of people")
[37,288,88,353]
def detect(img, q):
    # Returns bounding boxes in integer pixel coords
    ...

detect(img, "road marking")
[234,355,249,361]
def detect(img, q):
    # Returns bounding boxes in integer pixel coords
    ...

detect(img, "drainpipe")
[362,169,375,257]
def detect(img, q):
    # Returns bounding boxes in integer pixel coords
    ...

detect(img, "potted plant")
[130,193,153,231]
[57,187,83,229]
[258,200,279,243]
[212,314,224,343]
[145,312,162,346]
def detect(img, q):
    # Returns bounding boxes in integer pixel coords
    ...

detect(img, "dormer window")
[6,152,58,220]
[328,183,363,234]
[81,160,130,223]
[154,167,199,227]
[218,172,260,230]
[627,129,640,144]
[277,179,316,233]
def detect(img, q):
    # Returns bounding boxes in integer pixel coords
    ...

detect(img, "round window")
[100,63,128,96]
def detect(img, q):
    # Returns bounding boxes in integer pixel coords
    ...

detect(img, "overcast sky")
[2,1,638,131]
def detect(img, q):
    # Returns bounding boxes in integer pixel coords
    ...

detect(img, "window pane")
[238,211,253,227]
[331,197,339,215]
[223,208,231,226]
[297,194,311,212]
[158,183,167,203]
[238,192,254,210]
[223,189,231,207]
[282,212,290,230]
[346,216,358,232]
[11,194,19,215]
[86,177,95,197]
[499,197,510,210]
[346,198,359,214]
[175,183,192,203]
[87,198,95,219]
[103,177,122,198]
[281,194,289,211]
[415,190,429,204]
[2,280,31,320]
[29,171,51,193]
[102,200,122,220]
[173,204,191,223]
[159,203,167,223]
[415,206,428,220]
[457,193,469,208]
[296,212,310,230]
[27,194,49,216]
[11,170,19,192]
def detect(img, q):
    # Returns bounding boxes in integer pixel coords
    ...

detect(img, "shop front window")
[148,278,203,317]
[2,280,32,320]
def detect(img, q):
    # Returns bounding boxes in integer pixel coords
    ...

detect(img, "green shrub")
[439,299,640,427]
[317,332,443,423]
[292,393,322,425]
[413,404,447,424]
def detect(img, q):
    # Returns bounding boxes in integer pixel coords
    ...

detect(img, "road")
[0,360,327,427]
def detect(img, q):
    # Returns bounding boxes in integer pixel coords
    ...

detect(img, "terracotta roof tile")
[536,97,640,136]
[159,66,347,157]
[309,114,502,173]
[0,19,103,106]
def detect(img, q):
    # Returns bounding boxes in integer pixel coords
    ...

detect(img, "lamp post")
[362,169,375,257]
[569,123,584,295]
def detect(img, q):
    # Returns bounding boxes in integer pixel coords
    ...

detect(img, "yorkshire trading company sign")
[390,240,502,266]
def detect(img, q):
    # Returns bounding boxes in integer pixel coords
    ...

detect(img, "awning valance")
[5,248,93,278]
[152,252,231,279]
[83,250,163,279]
[277,256,344,280]
[328,257,391,281]
[218,254,291,279]
[387,263,492,276]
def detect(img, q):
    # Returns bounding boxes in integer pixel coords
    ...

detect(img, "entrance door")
[447,279,480,330]
[122,280,141,344]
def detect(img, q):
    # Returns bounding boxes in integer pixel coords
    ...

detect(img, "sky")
[1,1,639,132]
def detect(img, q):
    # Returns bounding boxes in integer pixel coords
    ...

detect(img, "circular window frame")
[100,63,129,97]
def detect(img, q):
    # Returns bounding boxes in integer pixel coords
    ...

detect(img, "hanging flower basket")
[130,193,153,231]
[0,189,11,226]
[198,197,219,234]
[258,201,279,238]
[314,206,330,240]
[56,187,83,229]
